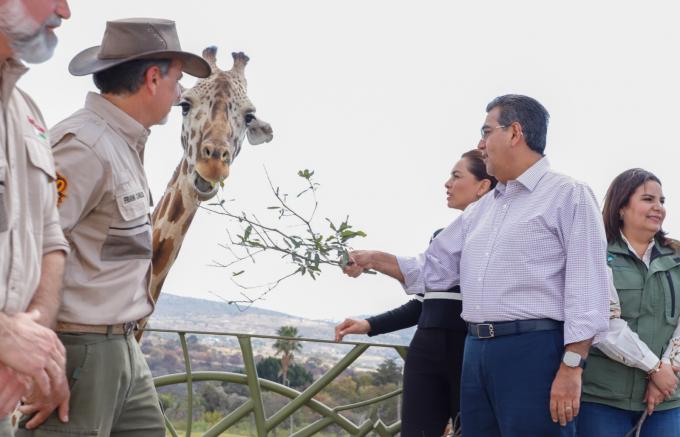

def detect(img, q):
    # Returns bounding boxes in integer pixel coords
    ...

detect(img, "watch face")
[563,351,582,367]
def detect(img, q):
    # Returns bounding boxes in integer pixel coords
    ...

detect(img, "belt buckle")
[123,321,137,335]
[476,323,495,338]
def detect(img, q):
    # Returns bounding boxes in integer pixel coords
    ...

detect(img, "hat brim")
[69,45,211,78]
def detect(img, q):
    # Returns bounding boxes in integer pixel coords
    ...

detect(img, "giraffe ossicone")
[139,47,273,338]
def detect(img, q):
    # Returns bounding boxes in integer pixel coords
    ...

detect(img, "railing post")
[178,332,193,437]
[238,335,267,436]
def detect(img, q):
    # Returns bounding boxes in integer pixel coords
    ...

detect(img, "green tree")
[256,357,313,389]
[287,363,313,388]
[200,382,229,413]
[372,358,402,386]
[272,326,303,387]
[256,356,282,383]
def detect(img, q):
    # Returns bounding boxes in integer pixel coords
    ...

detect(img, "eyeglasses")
[480,125,507,140]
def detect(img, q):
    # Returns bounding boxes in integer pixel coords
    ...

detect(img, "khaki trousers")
[16,333,164,437]
[0,416,13,437]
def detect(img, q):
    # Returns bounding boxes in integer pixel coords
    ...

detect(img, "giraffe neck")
[150,160,200,303]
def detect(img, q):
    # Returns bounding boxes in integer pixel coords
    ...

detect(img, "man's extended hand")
[18,375,70,429]
[341,251,374,278]
[549,365,582,426]
[0,365,31,418]
[334,318,371,342]
[0,310,66,397]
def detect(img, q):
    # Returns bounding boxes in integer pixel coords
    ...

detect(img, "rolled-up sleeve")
[398,215,464,295]
[41,179,69,254]
[561,184,610,344]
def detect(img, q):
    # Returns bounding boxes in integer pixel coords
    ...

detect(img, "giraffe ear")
[246,115,273,145]
[231,52,249,75]
[202,46,219,72]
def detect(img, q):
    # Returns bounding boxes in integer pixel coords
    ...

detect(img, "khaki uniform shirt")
[51,92,154,324]
[0,59,69,315]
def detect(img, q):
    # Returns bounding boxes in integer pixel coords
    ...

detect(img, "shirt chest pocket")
[25,136,56,181]
[101,183,152,261]
[612,267,644,320]
[663,270,680,325]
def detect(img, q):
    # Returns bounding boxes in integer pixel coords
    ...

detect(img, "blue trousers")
[460,329,575,437]
[578,401,680,437]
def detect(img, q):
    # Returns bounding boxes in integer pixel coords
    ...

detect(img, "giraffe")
[139,46,273,336]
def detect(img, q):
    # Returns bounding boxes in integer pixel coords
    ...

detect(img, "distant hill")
[146,293,416,370]
[151,292,292,320]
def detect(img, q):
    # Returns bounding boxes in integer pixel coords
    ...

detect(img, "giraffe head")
[178,47,273,200]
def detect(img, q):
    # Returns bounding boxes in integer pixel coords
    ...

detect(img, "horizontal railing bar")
[333,388,403,412]
[142,327,406,349]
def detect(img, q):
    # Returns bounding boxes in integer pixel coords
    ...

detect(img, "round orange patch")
[56,172,67,207]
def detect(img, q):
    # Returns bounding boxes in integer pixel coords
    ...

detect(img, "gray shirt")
[0,58,69,314]
[51,92,154,324]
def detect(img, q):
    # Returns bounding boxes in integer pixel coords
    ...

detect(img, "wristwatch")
[562,351,586,369]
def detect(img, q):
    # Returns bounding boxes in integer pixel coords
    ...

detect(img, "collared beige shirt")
[51,92,154,324]
[0,58,69,315]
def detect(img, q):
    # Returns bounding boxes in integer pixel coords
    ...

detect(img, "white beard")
[0,0,60,64]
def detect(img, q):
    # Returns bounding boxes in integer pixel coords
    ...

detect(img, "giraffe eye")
[179,101,191,116]
[244,113,256,125]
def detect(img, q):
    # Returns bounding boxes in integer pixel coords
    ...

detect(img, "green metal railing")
[144,328,407,436]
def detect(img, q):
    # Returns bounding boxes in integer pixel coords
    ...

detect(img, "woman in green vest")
[578,168,680,436]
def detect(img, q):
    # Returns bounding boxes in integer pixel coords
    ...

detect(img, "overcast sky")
[19,0,680,322]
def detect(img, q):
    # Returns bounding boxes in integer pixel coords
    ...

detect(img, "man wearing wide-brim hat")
[16,18,210,437]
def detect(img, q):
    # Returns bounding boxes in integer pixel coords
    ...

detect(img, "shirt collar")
[620,232,655,267]
[494,157,550,197]
[84,92,150,157]
[0,58,28,109]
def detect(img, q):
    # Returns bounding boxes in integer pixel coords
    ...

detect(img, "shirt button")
[477,277,482,282]
[485,252,489,257]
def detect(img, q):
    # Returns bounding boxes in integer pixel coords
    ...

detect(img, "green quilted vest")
[582,238,680,411]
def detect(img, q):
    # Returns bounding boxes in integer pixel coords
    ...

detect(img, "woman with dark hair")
[334,149,497,436]
[578,168,680,436]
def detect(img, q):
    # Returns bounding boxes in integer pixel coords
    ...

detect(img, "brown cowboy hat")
[69,18,210,78]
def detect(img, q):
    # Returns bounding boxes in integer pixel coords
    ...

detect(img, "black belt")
[467,319,563,339]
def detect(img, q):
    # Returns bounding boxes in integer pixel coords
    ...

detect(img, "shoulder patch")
[55,172,68,207]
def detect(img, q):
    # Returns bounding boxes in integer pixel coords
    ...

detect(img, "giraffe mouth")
[192,171,219,200]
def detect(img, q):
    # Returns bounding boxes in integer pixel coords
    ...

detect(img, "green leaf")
[232,270,245,276]
[340,251,350,267]
[244,225,252,241]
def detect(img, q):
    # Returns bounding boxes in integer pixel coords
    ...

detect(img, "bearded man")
[0,0,72,435]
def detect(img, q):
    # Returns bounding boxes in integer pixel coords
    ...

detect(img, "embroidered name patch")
[55,172,67,207]
[123,191,145,204]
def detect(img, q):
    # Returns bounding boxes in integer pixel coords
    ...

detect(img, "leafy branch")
[202,168,371,308]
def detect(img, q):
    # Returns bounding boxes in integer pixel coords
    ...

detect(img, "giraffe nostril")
[221,150,228,160]
[202,147,211,158]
